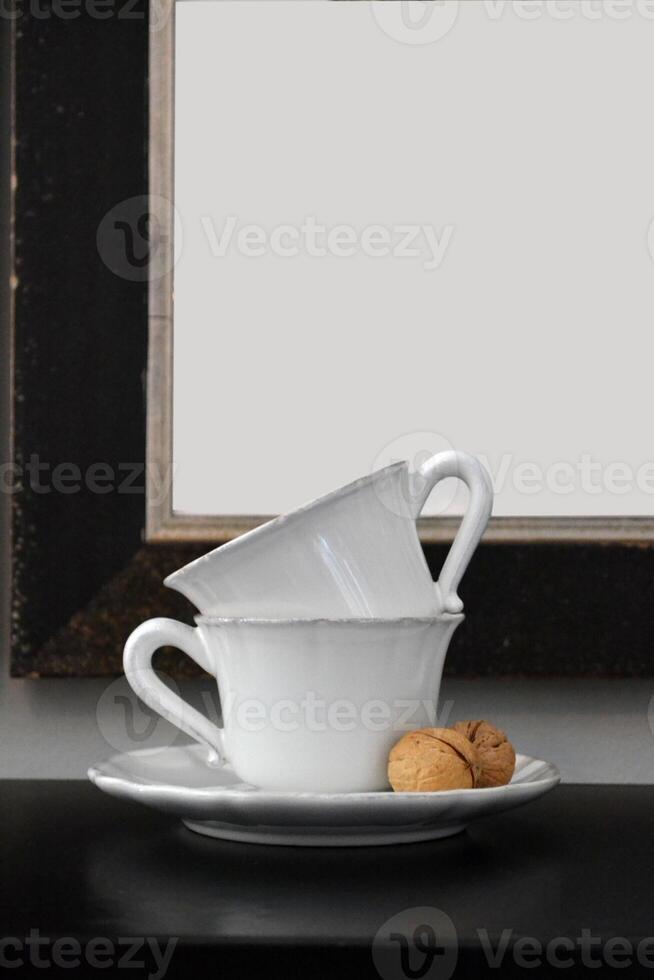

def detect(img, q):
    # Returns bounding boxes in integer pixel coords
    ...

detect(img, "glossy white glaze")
[88,746,560,847]
[164,451,493,618]
[123,616,462,792]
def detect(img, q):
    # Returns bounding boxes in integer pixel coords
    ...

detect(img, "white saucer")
[88,744,560,847]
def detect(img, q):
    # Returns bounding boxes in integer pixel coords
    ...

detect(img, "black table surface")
[1,781,652,978]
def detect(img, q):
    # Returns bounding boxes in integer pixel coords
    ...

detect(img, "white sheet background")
[173,0,654,517]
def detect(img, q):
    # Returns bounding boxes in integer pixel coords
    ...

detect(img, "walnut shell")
[388,727,481,792]
[453,720,516,788]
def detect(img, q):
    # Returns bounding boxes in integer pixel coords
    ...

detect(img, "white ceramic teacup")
[123,615,463,793]
[164,450,493,618]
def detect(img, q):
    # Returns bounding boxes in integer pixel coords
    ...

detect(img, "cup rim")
[164,461,408,587]
[194,613,464,626]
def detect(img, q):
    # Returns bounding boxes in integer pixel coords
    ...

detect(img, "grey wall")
[1,15,652,786]
[1,674,653,783]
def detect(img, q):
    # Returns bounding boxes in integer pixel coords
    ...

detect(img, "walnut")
[453,720,516,788]
[388,727,481,792]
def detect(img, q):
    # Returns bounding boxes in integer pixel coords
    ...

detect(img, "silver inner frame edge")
[145,0,654,546]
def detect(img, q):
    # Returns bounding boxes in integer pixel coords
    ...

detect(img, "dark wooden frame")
[9,0,654,676]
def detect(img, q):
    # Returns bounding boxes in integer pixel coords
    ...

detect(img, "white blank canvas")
[173,0,654,518]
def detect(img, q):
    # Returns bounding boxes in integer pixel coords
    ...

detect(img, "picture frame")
[9,0,654,677]
[148,0,654,547]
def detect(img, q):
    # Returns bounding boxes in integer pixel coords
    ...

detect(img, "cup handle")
[123,618,225,764]
[409,450,493,615]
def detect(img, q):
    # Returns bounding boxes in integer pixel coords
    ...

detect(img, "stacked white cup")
[124,451,493,792]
